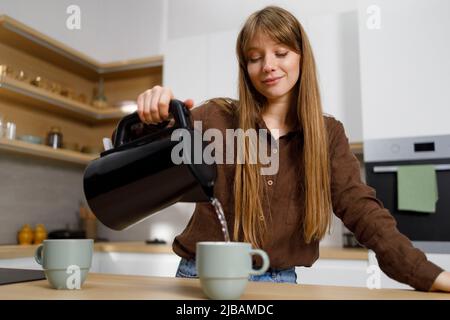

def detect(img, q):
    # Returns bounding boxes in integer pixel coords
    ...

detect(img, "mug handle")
[249,249,270,276]
[34,244,44,265]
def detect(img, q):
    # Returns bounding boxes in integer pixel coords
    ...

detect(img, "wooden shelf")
[0,137,97,165]
[0,15,163,80]
[0,75,127,123]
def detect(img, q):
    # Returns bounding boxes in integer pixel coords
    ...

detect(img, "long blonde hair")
[232,6,332,247]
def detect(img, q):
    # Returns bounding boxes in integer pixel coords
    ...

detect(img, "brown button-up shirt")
[116,99,443,291]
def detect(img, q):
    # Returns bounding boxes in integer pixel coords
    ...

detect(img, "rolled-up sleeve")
[329,119,444,291]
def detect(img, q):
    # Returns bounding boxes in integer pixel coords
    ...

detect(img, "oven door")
[365,158,450,242]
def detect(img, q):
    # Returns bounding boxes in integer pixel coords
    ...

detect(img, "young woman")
[134,6,450,292]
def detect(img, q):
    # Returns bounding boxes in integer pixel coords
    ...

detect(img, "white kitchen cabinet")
[0,252,180,277]
[0,255,102,273]
[164,34,209,104]
[0,257,41,270]
[95,252,181,277]
[296,258,369,287]
[368,250,450,290]
[306,11,363,143]
[358,0,450,140]
[206,30,239,100]
[163,29,238,105]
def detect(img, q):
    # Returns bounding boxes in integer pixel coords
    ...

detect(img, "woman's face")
[246,32,301,105]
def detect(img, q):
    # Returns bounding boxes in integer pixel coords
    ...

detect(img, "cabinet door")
[164,30,239,105]
[164,34,208,104]
[207,30,239,100]
[368,250,450,289]
[358,0,450,140]
[306,11,363,143]
[0,254,101,273]
[0,257,40,270]
[296,259,369,287]
[97,252,181,277]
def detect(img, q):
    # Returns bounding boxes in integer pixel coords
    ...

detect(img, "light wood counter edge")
[0,242,367,260]
[94,242,173,254]
[0,242,173,259]
[1,273,449,300]
[319,246,368,260]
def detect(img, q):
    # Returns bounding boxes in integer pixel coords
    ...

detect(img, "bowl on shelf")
[18,135,43,145]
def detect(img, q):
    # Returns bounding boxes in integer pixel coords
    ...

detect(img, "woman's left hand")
[430,271,450,292]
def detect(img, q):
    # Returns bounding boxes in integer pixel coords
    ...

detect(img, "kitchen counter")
[0,273,448,300]
[0,242,173,259]
[0,242,367,260]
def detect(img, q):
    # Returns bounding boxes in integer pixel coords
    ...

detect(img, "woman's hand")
[137,85,194,124]
[430,271,450,292]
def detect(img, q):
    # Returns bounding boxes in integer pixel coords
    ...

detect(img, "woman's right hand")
[137,86,195,124]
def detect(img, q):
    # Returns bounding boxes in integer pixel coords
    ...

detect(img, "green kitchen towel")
[397,165,438,213]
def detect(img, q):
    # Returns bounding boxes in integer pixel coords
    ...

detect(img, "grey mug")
[34,239,93,289]
[196,241,270,300]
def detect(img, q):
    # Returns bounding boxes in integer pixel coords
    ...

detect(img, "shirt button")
[267,179,273,186]
[272,148,278,154]
[259,215,265,221]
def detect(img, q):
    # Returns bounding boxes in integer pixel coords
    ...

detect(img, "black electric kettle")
[83,99,216,230]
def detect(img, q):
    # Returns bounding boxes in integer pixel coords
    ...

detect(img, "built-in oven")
[364,134,450,253]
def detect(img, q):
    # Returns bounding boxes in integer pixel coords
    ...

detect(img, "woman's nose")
[262,57,276,73]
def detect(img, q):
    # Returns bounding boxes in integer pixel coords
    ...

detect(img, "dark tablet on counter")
[0,268,45,285]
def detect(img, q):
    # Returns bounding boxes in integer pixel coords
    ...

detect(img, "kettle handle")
[113,99,191,148]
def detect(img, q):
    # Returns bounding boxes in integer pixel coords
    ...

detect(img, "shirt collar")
[254,112,302,140]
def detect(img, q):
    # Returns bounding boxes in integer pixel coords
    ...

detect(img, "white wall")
[358,0,450,140]
[0,0,164,62]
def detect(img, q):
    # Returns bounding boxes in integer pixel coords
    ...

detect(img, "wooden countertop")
[0,242,173,259]
[0,242,368,260]
[0,273,448,300]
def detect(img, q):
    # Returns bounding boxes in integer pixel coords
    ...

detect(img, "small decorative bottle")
[18,224,34,245]
[34,224,48,244]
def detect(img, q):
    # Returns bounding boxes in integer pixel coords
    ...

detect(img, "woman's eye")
[248,57,261,63]
[276,52,288,57]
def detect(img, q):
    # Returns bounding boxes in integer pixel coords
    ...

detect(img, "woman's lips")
[262,76,284,85]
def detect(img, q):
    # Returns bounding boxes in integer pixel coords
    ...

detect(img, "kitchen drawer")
[0,254,103,273]
[0,257,41,270]
[296,259,369,287]
[368,250,450,289]
[95,252,181,277]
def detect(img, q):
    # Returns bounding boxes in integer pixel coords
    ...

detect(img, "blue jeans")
[175,258,297,283]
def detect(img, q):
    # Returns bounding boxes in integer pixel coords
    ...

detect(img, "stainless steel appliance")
[364,134,450,253]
